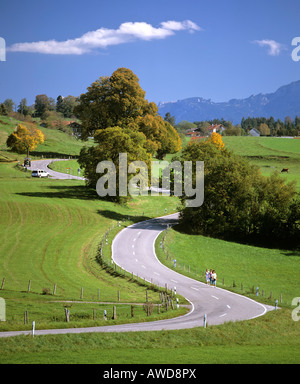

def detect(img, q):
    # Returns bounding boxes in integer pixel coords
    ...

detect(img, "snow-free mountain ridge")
[158,80,300,124]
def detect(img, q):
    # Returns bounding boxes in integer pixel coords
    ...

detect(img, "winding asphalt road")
[0,161,273,338]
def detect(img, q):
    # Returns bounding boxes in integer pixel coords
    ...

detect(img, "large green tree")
[34,94,51,117]
[76,68,181,201]
[74,67,181,157]
[74,68,150,140]
[78,127,151,201]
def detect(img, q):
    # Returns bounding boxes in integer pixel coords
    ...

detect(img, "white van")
[31,169,50,178]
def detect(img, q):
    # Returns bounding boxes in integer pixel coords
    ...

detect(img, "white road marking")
[132,244,134,248]
[154,272,160,276]
[211,295,219,300]
[135,258,138,262]
[171,279,178,283]
[137,231,141,235]
[133,251,135,256]
[190,287,199,291]
[219,313,227,318]
[133,238,136,242]
[227,305,231,309]
[142,265,146,269]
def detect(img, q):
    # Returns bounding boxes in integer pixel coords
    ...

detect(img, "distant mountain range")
[158,80,300,124]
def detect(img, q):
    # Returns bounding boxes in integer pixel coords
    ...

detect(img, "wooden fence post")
[24,311,29,324]
[1,277,5,290]
[64,307,70,322]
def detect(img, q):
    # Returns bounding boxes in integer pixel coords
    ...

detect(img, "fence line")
[159,228,286,306]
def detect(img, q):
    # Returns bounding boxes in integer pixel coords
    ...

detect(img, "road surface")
[0,212,273,338]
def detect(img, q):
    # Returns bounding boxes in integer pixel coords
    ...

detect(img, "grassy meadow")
[223,136,300,190]
[0,119,299,364]
[0,162,181,331]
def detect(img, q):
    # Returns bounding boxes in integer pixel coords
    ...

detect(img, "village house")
[208,124,225,135]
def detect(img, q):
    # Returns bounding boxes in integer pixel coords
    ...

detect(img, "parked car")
[31,169,50,178]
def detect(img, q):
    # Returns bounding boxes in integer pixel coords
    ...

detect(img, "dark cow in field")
[281,168,289,173]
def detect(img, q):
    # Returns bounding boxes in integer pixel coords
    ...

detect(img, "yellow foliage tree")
[206,132,225,150]
[6,124,45,157]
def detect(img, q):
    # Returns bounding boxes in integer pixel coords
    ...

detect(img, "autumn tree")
[135,113,181,159]
[205,132,225,150]
[6,124,45,157]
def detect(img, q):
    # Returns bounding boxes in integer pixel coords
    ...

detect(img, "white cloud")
[8,20,201,55]
[252,39,284,56]
[161,20,201,32]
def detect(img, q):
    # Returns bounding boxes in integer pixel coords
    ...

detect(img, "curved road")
[111,213,274,330]
[0,163,273,338]
[27,158,85,180]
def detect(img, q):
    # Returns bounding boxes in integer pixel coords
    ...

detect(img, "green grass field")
[0,162,181,332]
[0,120,299,364]
[223,136,300,190]
[156,227,300,307]
[0,308,299,364]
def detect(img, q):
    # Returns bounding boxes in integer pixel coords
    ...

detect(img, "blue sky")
[0,0,300,109]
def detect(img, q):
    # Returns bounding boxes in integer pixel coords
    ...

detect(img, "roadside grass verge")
[0,307,299,364]
[155,227,300,307]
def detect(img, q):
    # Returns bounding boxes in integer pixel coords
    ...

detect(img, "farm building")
[249,128,260,137]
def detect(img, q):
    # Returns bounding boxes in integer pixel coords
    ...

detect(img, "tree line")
[164,116,300,137]
[0,94,79,134]
[0,94,78,118]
